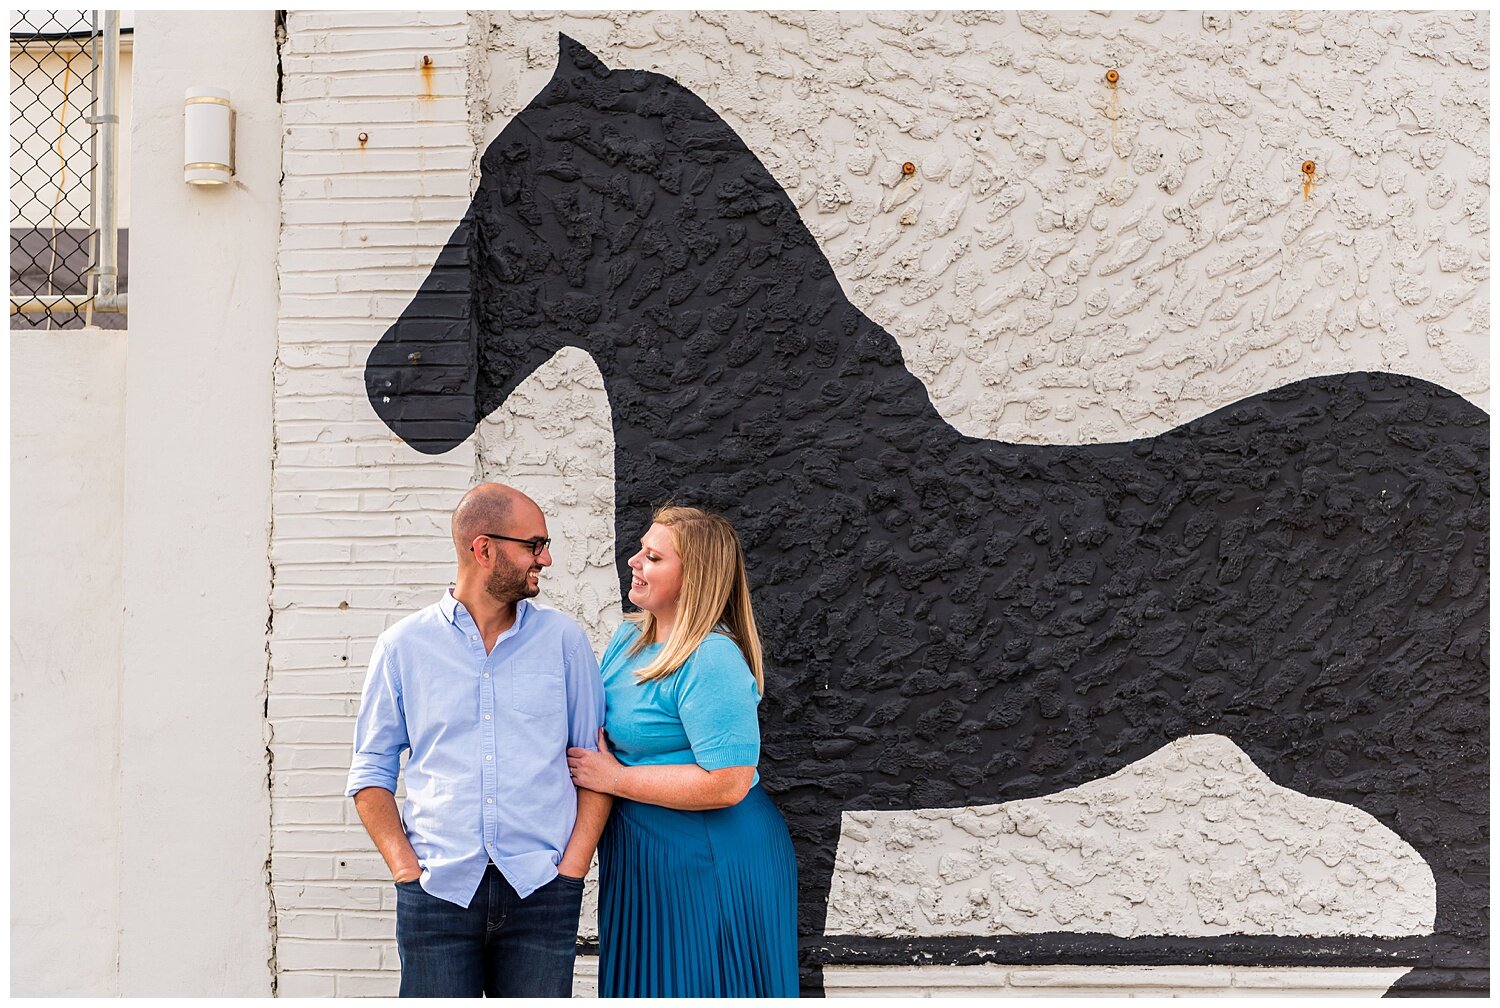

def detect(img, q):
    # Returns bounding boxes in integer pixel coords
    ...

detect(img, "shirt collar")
[440,588,530,629]
[440,587,462,625]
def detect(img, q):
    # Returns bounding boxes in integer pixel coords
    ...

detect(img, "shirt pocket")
[511,661,563,718]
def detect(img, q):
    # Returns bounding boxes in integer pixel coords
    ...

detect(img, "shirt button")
[486,797,494,804]
[483,714,491,721]
[483,673,490,679]
[470,634,478,641]
[485,754,493,761]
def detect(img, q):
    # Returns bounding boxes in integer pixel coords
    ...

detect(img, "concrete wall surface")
[115,9,280,996]
[10,331,127,996]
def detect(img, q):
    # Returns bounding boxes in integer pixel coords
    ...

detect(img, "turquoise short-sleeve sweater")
[600,621,761,783]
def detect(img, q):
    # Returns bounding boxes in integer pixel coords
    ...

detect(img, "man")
[347,483,611,997]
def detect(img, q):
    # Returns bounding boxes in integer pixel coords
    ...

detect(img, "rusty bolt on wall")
[901,162,916,176]
[1302,160,1317,201]
[1105,68,1120,87]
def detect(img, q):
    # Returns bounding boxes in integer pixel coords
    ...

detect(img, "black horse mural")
[365,37,1488,995]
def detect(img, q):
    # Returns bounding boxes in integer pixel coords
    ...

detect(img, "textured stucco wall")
[823,735,1433,939]
[481,9,1489,446]
[473,11,1484,977]
[273,10,1487,996]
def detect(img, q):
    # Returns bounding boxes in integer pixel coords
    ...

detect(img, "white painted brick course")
[278,222,461,250]
[275,971,338,997]
[271,463,473,491]
[271,719,365,746]
[272,797,348,825]
[273,854,338,882]
[278,939,384,972]
[273,882,381,912]
[278,152,470,181]
[1007,965,1234,987]
[282,55,466,81]
[291,11,467,33]
[268,660,361,686]
[338,913,396,942]
[275,768,359,798]
[281,196,468,226]
[281,69,466,104]
[278,910,340,941]
[336,971,401,997]
[283,174,471,203]
[272,742,354,770]
[334,855,391,882]
[1228,967,1412,989]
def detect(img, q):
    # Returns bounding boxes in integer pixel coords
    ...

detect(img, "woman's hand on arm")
[568,728,755,811]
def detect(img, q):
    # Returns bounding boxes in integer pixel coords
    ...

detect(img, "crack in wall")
[263,9,289,996]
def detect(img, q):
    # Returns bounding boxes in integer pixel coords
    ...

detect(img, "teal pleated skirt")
[597,783,799,997]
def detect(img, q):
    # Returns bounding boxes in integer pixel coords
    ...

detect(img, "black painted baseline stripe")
[808,936,1490,995]
[575,935,1489,994]
[578,933,1482,969]
[804,933,1482,970]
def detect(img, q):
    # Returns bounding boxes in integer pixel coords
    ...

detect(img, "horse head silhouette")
[367,36,1488,995]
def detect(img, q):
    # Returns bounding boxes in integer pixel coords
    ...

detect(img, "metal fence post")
[93,9,119,310]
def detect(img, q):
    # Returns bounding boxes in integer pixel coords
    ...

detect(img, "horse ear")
[557,34,610,78]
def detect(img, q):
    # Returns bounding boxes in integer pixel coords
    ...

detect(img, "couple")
[346,484,799,998]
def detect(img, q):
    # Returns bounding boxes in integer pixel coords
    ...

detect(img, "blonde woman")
[566,505,798,997]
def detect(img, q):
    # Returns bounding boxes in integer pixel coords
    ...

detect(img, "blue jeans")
[395,864,584,997]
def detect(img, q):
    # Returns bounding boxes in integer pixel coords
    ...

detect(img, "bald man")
[347,484,610,997]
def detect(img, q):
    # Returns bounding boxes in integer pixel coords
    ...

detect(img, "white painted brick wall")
[270,9,477,997]
[568,958,1410,998]
[273,10,1483,997]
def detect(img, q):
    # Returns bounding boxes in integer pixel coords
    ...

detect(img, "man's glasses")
[472,533,551,557]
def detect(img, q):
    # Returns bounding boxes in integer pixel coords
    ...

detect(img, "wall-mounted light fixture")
[184,87,234,185]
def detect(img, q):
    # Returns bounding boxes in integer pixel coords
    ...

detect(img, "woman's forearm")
[613,762,755,811]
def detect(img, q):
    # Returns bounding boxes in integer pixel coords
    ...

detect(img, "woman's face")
[627,523,683,619]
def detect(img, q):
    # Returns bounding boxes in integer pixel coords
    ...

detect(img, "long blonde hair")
[626,505,765,694]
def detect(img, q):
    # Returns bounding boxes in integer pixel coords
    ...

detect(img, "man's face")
[483,514,552,604]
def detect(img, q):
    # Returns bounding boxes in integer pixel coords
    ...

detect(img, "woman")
[566,505,799,997]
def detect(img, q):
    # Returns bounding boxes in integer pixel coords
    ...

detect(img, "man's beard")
[486,558,539,604]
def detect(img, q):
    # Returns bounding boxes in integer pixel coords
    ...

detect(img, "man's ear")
[469,536,492,565]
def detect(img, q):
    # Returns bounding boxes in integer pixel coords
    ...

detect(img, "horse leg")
[784,808,842,997]
[1232,683,1487,996]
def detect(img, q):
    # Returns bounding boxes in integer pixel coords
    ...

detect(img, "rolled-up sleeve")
[564,630,606,752]
[346,637,407,796]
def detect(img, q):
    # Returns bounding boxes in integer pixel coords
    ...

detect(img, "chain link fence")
[10,10,124,329]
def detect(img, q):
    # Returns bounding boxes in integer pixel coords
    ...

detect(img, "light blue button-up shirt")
[347,590,604,906]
